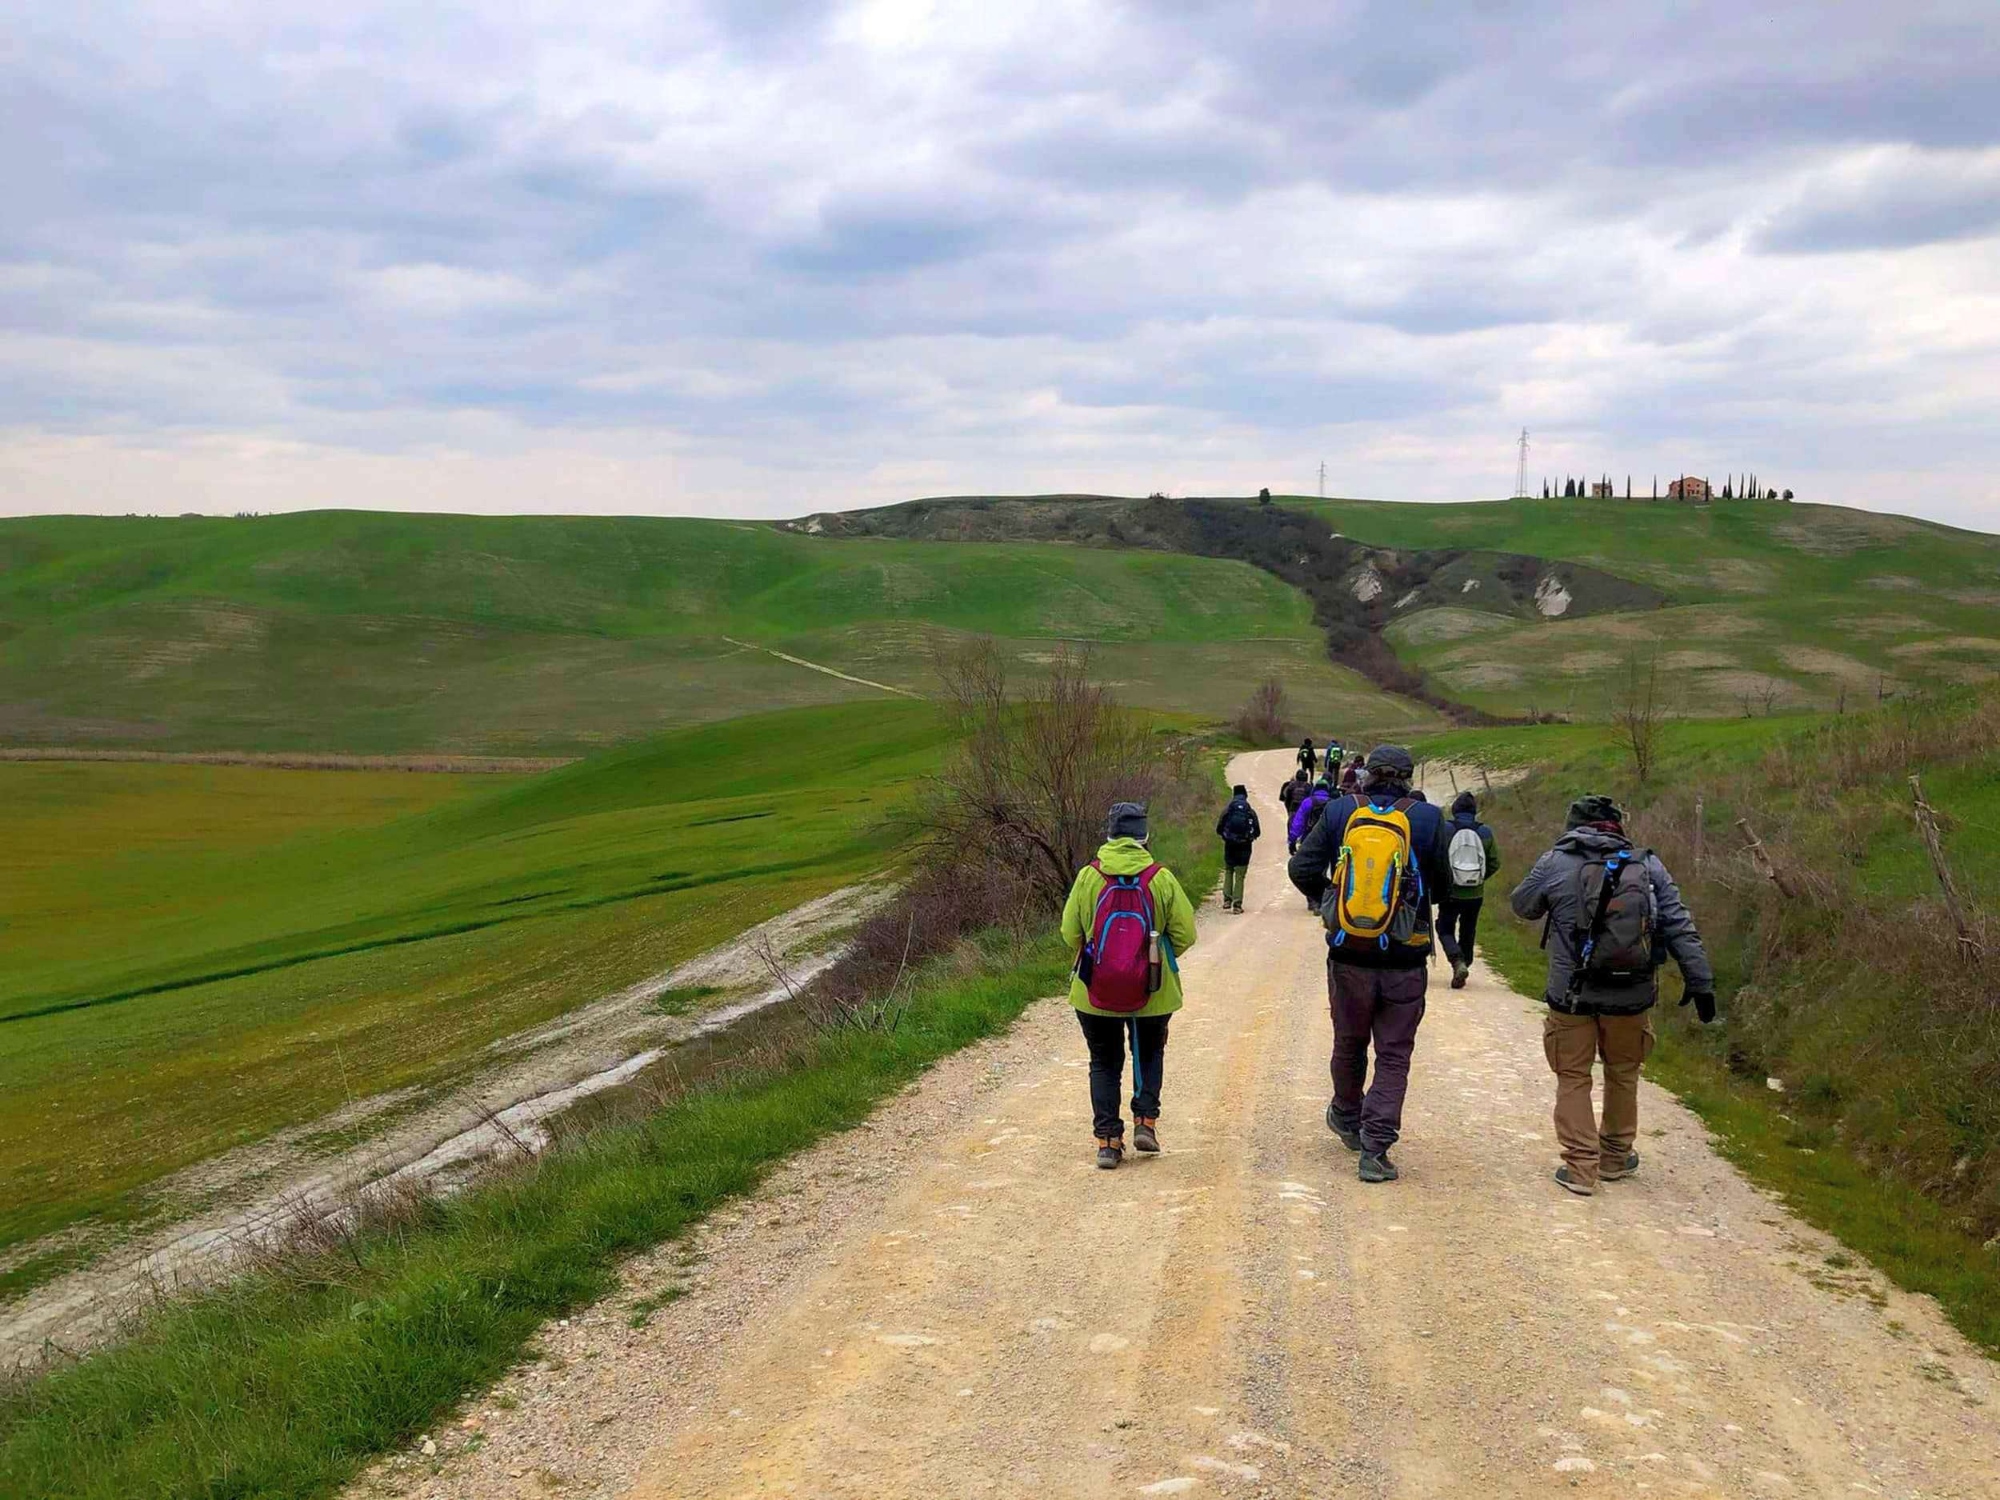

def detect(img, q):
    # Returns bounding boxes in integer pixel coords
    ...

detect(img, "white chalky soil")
[356,750,2000,1500]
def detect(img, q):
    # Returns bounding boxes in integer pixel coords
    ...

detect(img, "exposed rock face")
[1535,574,1573,617]
[1352,567,1384,602]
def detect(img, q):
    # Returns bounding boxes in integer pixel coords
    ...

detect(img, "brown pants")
[1542,1008,1655,1188]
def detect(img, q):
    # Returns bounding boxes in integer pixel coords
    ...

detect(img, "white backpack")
[1448,826,1487,892]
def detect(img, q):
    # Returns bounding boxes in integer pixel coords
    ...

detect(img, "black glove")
[1680,990,1717,1024]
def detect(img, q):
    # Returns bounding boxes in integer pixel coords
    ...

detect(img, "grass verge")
[0,765,1224,1500]
[1442,715,2000,1360]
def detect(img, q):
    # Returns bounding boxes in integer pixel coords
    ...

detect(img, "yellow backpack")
[1325,799,1425,951]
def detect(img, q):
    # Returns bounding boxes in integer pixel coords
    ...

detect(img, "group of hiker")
[1062,744,1714,1196]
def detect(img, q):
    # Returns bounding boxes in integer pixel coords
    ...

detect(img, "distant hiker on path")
[1509,794,1715,1197]
[1215,783,1261,913]
[1440,790,1500,990]
[1286,779,1333,906]
[1288,746,1448,1183]
[1298,737,1317,777]
[1279,770,1310,853]
[1062,802,1200,1171]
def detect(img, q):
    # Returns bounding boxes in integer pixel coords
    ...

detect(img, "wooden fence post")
[1693,794,1704,880]
[1735,819,1797,899]
[1910,775,1983,959]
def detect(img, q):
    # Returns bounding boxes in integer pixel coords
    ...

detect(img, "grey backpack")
[1572,849,1656,987]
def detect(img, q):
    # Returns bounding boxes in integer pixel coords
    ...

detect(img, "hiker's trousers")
[1437,896,1482,964]
[1326,960,1428,1154]
[1076,1011,1170,1140]
[1222,864,1247,907]
[1543,1008,1655,1188]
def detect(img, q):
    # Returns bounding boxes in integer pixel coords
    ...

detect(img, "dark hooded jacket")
[1287,783,1449,969]
[1443,793,1500,900]
[1509,825,1713,1013]
[1215,793,1261,867]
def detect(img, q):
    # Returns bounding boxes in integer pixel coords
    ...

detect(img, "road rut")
[371,749,2000,1500]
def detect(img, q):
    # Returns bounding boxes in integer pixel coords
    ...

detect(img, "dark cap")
[1452,789,1477,815]
[1566,793,1626,829]
[1106,801,1149,840]
[1366,744,1415,779]
[1232,784,1247,796]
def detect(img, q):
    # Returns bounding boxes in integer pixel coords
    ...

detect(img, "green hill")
[0,512,1423,752]
[1286,494,2000,717]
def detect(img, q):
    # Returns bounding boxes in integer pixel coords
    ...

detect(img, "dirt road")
[371,750,2000,1500]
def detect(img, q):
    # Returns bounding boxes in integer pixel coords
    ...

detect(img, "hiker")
[1215,784,1261,913]
[1298,737,1318,777]
[1339,756,1363,795]
[1279,770,1311,852]
[1439,791,1500,989]
[1325,739,1343,775]
[1287,779,1333,907]
[1061,802,1200,1170]
[1509,794,1716,1197]
[1288,746,1448,1182]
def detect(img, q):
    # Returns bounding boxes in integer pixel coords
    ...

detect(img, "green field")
[1289,495,2000,717]
[0,512,1407,752]
[0,701,952,1256]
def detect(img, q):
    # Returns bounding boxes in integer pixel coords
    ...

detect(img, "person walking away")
[1298,737,1318,778]
[1061,802,1200,1169]
[1440,790,1500,989]
[1339,756,1363,795]
[1215,784,1261,912]
[1287,779,1333,908]
[1288,746,1448,1183]
[1509,794,1715,1196]
[1279,770,1310,853]
[1325,739,1343,775]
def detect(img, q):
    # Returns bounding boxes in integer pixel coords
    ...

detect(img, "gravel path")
[357,750,2000,1500]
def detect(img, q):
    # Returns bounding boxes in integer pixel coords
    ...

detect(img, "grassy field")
[1415,701,2000,1354]
[1285,494,2000,717]
[0,747,1227,1500]
[0,701,953,1258]
[0,512,1405,752]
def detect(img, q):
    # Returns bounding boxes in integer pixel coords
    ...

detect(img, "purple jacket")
[1288,786,1331,844]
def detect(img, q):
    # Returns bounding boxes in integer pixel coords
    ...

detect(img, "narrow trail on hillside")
[718,638,919,698]
[370,751,2000,1500]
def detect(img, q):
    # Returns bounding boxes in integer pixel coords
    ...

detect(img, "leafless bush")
[1233,678,1292,744]
[1616,649,1668,788]
[927,636,1167,911]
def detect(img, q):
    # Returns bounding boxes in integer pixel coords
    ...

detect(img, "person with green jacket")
[1060,802,1200,1169]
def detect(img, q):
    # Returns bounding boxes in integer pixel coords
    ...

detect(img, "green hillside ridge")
[0,701,949,1256]
[0,512,1415,752]
[1285,494,2000,717]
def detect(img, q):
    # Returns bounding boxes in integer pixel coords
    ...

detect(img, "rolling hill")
[0,512,1427,752]
[809,492,2000,720]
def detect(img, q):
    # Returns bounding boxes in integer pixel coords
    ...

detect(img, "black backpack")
[1571,849,1656,989]
[1221,801,1255,842]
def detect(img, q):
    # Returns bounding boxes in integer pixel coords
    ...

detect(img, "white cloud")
[0,0,1996,530]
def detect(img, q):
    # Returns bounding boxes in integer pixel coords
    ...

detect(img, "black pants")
[1076,1011,1170,1140]
[1437,896,1482,965]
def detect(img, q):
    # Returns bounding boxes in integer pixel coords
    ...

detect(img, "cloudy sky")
[3,1,1998,525]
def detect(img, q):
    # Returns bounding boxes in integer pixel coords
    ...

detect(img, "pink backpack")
[1077,860,1161,1013]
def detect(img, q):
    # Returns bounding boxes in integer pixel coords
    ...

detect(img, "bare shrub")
[927,636,1166,912]
[1233,677,1292,744]
[1615,648,1669,788]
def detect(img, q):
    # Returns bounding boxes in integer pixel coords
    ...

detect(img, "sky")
[3,1,1998,527]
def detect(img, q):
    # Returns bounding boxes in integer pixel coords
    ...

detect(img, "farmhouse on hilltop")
[1668,475,1711,502]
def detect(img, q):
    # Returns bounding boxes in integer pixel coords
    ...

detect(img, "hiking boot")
[1133,1117,1161,1153]
[1095,1137,1125,1170]
[1600,1151,1641,1181]
[1358,1152,1399,1183]
[1450,960,1470,990]
[1553,1166,1595,1196]
[1325,1100,1362,1152]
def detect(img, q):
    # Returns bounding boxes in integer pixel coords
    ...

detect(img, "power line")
[1318,459,1326,499]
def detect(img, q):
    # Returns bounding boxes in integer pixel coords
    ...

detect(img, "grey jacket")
[1509,826,1714,1013]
